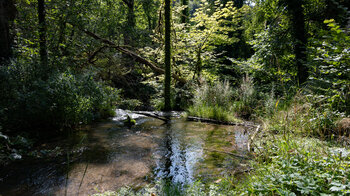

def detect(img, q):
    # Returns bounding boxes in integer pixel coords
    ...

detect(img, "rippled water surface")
[0,110,250,195]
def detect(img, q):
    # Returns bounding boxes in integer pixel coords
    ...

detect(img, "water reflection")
[0,110,249,195]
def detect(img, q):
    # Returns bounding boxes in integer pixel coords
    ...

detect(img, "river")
[0,109,250,195]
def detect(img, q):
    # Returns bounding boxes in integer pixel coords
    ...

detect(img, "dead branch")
[88,45,108,64]
[70,23,187,84]
[247,125,260,152]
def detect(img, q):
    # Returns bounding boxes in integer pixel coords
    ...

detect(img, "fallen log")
[134,111,169,122]
[187,116,257,127]
[70,23,187,84]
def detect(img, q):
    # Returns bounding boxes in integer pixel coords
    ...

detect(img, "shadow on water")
[0,109,250,195]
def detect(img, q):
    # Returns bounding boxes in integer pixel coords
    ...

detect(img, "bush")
[308,19,350,115]
[0,61,120,132]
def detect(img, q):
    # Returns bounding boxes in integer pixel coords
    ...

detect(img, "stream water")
[0,109,250,195]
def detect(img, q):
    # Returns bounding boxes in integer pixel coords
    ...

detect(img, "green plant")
[0,60,120,132]
[308,19,350,115]
[187,80,240,122]
[245,136,350,195]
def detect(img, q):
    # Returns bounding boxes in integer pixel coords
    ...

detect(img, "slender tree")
[283,0,308,84]
[0,0,16,64]
[122,0,135,46]
[164,0,172,111]
[38,0,48,67]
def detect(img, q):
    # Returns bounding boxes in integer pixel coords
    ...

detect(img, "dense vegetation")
[0,0,349,195]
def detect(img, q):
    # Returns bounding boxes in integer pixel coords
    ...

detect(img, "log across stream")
[0,109,252,195]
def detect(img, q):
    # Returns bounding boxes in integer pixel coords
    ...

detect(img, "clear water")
[0,109,250,195]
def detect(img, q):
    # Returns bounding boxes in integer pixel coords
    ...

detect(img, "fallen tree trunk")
[72,23,186,84]
[187,116,257,127]
[133,111,168,122]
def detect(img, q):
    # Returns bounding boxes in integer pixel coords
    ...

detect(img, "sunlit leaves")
[308,19,350,114]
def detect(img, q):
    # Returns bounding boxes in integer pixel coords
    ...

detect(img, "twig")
[247,125,261,152]
[77,161,89,196]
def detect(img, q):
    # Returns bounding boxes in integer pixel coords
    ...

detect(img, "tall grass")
[187,80,240,122]
[230,91,350,195]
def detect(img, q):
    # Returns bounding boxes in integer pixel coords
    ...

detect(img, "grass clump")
[187,80,240,123]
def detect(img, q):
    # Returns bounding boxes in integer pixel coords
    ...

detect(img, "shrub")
[0,60,120,132]
[308,19,350,115]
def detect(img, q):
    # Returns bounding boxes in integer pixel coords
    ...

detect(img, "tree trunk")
[286,0,308,84]
[0,0,16,64]
[195,48,202,79]
[38,0,48,68]
[164,0,172,111]
[181,0,188,23]
[123,0,135,46]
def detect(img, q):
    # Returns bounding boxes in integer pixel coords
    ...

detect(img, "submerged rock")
[124,115,136,126]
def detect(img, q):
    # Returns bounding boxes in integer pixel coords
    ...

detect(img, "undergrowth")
[233,93,350,195]
[187,80,240,122]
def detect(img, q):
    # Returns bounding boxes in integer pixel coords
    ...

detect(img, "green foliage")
[187,80,240,122]
[195,80,234,107]
[188,104,240,122]
[308,19,350,115]
[245,136,350,195]
[0,60,119,131]
[232,74,258,118]
[118,99,142,110]
[262,93,346,137]
[141,0,242,81]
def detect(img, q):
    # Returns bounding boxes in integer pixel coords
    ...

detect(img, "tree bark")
[38,0,48,68]
[0,0,16,64]
[285,0,308,84]
[122,0,135,46]
[164,0,172,111]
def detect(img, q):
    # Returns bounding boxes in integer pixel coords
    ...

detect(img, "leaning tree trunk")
[0,0,16,64]
[38,0,48,68]
[164,0,172,111]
